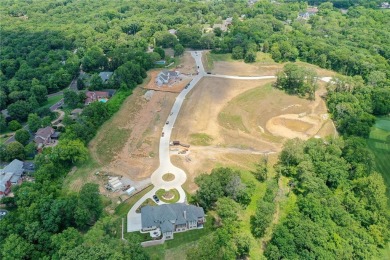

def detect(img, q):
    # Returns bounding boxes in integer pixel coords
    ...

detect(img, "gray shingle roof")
[0,159,24,192]
[141,203,205,230]
[99,72,113,82]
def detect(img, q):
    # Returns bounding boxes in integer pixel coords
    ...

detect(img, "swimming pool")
[99,98,108,103]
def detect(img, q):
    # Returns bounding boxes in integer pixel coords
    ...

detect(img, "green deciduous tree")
[6,141,25,161]
[174,44,184,56]
[7,120,22,131]
[7,100,32,122]
[75,183,103,230]
[27,113,41,132]
[0,234,34,260]
[14,129,30,145]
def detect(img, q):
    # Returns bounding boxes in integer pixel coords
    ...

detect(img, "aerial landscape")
[0,0,389,259]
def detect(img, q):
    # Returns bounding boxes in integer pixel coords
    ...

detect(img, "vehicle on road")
[207,72,211,74]
[153,195,159,203]
[170,112,173,116]
[161,132,164,137]
[166,121,169,125]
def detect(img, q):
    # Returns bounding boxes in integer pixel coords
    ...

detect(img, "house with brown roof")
[84,91,110,105]
[34,126,58,146]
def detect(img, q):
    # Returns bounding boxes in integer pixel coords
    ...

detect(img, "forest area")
[0,0,389,259]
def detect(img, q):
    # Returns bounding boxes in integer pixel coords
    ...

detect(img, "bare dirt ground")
[90,87,177,182]
[177,52,198,75]
[171,77,336,192]
[144,52,197,92]
[144,70,192,93]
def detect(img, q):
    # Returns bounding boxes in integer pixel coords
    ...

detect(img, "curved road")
[127,51,333,232]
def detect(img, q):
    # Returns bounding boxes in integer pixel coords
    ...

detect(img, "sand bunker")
[266,114,322,140]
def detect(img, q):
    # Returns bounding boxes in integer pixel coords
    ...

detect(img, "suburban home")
[0,159,24,198]
[34,126,59,146]
[70,108,83,120]
[99,71,113,83]
[213,17,233,32]
[381,2,390,8]
[141,203,205,240]
[298,7,318,20]
[168,29,177,35]
[156,70,180,86]
[84,91,110,105]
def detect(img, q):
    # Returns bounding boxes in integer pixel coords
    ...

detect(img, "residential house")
[70,108,83,120]
[0,159,24,198]
[381,2,390,8]
[298,7,318,20]
[168,29,177,35]
[84,91,110,105]
[34,126,55,146]
[141,203,205,240]
[1,109,11,122]
[213,17,233,32]
[156,70,179,86]
[99,72,113,83]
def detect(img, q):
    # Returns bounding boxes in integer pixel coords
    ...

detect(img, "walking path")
[127,51,333,232]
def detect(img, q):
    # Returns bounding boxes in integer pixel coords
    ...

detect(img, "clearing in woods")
[171,76,336,193]
[64,73,177,195]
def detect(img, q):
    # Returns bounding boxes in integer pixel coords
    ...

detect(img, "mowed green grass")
[42,94,63,109]
[144,215,214,260]
[114,185,154,217]
[367,116,390,205]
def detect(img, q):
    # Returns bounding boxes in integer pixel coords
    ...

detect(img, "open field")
[42,94,63,109]
[171,77,335,192]
[367,116,390,206]
[204,52,337,78]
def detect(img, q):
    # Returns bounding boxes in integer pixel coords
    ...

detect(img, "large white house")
[141,203,205,240]
[156,70,179,86]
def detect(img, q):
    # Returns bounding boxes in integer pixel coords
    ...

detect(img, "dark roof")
[141,203,205,230]
[23,162,35,172]
[51,132,61,138]
[99,72,113,82]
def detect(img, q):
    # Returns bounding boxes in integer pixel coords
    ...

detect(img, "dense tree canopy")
[265,138,389,259]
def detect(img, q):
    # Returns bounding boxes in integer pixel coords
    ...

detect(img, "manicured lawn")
[162,173,175,181]
[156,189,180,203]
[143,215,214,259]
[115,185,154,217]
[136,198,157,213]
[42,94,63,109]
[367,116,390,206]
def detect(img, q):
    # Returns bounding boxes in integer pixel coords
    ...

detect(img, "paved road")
[126,51,334,232]
[127,51,205,232]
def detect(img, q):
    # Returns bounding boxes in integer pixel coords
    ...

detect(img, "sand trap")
[266,114,322,140]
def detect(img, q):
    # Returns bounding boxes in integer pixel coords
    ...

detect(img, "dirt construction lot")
[171,77,336,192]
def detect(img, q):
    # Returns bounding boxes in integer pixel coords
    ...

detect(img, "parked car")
[153,195,160,203]
[207,72,211,74]
[161,132,164,137]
